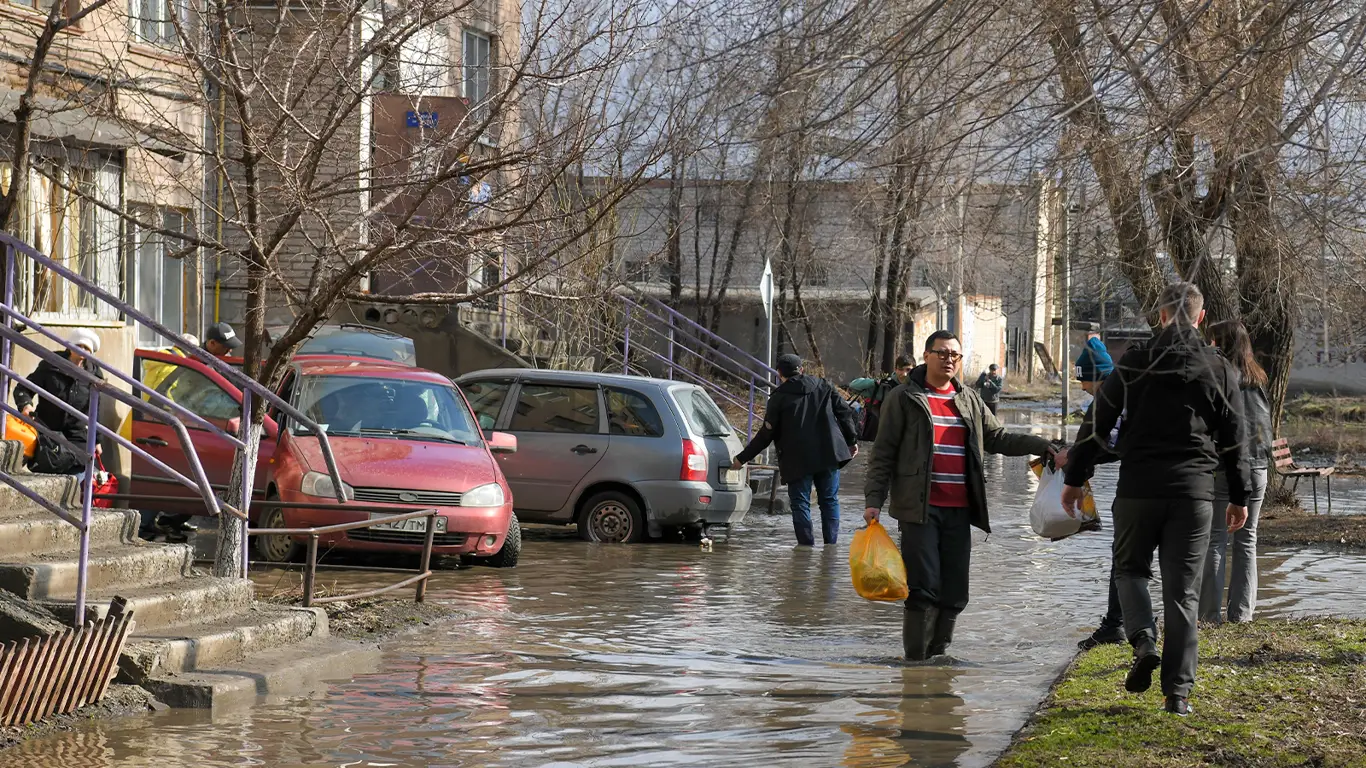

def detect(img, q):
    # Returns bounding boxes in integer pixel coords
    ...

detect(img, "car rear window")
[673,388,733,437]
[295,327,415,364]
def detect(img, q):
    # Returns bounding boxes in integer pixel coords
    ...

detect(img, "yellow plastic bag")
[4,416,36,459]
[849,520,910,602]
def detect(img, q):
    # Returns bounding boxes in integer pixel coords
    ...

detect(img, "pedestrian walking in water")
[1200,320,1272,624]
[733,354,859,546]
[1063,282,1250,717]
[1071,341,1128,650]
[863,331,1062,661]
[973,365,1004,415]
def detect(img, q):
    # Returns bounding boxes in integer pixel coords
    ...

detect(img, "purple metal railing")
[0,233,349,623]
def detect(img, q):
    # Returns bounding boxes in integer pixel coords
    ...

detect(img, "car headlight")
[460,483,505,507]
[300,471,354,500]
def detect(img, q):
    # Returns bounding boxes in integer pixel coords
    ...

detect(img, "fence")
[0,602,135,726]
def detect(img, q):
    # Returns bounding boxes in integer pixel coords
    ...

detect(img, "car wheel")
[253,494,301,563]
[577,492,646,543]
[477,512,521,568]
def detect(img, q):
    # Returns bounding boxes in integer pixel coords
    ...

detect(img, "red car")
[129,351,520,567]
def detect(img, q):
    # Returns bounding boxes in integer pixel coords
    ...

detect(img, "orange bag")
[5,416,36,460]
[849,520,910,602]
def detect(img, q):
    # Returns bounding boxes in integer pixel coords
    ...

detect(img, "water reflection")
[8,435,1366,767]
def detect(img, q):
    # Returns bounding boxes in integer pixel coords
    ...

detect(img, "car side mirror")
[227,417,240,434]
[489,431,517,454]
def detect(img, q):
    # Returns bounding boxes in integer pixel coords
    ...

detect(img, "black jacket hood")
[776,373,822,396]
[1128,324,1221,383]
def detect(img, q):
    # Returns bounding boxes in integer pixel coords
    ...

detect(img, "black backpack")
[858,376,899,442]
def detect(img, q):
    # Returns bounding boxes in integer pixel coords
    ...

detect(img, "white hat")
[68,328,101,354]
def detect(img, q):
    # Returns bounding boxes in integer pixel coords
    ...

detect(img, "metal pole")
[303,534,318,607]
[1061,196,1073,439]
[75,389,100,627]
[622,305,632,375]
[500,251,508,349]
[666,317,675,380]
[239,389,252,579]
[0,246,13,439]
[747,379,755,439]
[416,513,435,603]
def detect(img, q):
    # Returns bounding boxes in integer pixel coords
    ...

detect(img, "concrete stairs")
[0,457,379,711]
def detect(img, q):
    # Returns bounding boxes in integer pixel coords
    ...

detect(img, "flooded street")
[8,416,1366,768]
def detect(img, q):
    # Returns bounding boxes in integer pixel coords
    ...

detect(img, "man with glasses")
[864,331,1064,660]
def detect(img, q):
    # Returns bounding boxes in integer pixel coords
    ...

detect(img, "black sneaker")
[1164,695,1192,717]
[155,523,189,544]
[1077,624,1126,650]
[1125,647,1162,693]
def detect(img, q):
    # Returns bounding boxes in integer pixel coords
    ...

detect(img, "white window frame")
[462,28,494,142]
[130,207,191,345]
[129,0,186,47]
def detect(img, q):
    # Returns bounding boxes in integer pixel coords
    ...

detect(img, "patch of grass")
[995,619,1366,768]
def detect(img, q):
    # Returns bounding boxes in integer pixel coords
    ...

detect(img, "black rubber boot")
[927,610,958,657]
[903,608,936,661]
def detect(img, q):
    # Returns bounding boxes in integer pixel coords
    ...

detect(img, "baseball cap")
[775,354,802,377]
[206,322,243,350]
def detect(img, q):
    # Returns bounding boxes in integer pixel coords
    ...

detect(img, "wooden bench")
[1272,438,1335,515]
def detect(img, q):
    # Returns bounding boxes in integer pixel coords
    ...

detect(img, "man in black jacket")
[1063,282,1251,717]
[733,354,859,545]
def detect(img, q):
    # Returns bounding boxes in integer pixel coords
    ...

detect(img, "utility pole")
[1061,191,1076,438]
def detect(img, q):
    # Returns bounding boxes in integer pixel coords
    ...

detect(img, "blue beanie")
[1075,338,1115,382]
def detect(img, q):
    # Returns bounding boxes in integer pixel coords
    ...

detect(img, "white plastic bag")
[1029,463,1099,540]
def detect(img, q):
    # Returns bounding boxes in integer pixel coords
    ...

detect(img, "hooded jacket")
[863,365,1053,533]
[1064,323,1252,505]
[734,373,858,482]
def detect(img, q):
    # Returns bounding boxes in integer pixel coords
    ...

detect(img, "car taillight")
[681,439,708,482]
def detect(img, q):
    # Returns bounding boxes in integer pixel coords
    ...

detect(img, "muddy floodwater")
[8,414,1366,767]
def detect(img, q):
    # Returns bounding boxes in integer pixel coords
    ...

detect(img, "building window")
[1,152,122,322]
[129,0,186,46]
[132,208,190,345]
[462,29,492,127]
[467,252,500,309]
[804,260,830,286]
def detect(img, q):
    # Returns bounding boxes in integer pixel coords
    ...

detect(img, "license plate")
[369,514,447,534]
[722,468,743,486]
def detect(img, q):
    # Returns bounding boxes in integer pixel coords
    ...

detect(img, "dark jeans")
[984,401,999,415]
[899,505,972,614]
[788,469,840,545]
[1097,563,1123,630]
[1113,497,1213,698]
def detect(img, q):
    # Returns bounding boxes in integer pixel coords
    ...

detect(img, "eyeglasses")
[928,349,963,362]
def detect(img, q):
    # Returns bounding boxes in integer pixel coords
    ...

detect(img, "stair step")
[0,474,77,515]
[41,575,254,632]
[121,605,327,680]
[0,508,137,560]
[0,542,193,600]
[140,634,381,710]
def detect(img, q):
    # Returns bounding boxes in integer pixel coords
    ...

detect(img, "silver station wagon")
[455,369,753,543]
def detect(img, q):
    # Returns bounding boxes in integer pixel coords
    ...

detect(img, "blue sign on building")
[405,111,439,128]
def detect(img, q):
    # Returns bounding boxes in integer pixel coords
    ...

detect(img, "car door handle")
[571,445,597,455]
[135,437,169,447]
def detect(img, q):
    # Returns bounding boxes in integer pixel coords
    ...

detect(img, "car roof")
[295,357,451,384]
[457,368,692,389]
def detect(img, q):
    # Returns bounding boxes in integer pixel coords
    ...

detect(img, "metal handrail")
[635,293,778,378]
[248,508,439,607]
[619,294,776,384]
[0,236,347,504]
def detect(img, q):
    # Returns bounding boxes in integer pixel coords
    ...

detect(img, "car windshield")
[673,388,734,437]
[289,327,416,364]
[292,374,480,444]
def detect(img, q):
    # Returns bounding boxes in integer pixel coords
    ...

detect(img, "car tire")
[479,512,521,568]
[253,494,301,563]
[577,491,646,543]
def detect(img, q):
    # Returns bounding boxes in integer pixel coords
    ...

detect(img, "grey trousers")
[1200,467,1268,623]
[1112,497,1213,699]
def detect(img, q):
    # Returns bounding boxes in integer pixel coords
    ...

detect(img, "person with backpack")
[851,356,913,443]
[733,354,860,546]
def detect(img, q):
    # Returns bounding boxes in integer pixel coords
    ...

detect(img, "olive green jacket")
[862,366,1052,533]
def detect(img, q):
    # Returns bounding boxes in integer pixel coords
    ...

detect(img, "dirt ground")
[1259,502,1366,552]
[0,684,161,751]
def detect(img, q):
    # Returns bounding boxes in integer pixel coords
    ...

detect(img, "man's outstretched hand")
[1227,504,1249,533]
[1060,484,1086,519]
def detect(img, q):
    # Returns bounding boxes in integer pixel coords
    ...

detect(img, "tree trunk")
[215,254,268,577]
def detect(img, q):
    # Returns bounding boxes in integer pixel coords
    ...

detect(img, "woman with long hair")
[1200,320,1272,622]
